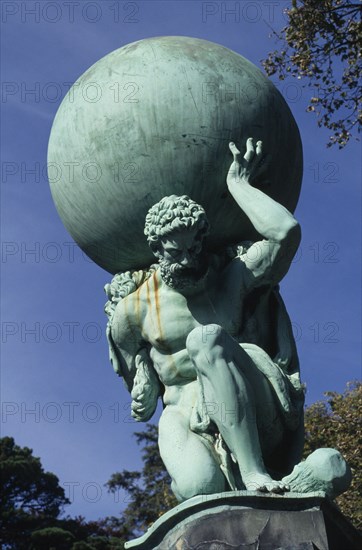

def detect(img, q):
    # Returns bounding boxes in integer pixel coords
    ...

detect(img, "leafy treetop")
[262,0,361,148]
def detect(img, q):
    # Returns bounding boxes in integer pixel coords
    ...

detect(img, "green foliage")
[304,381,362,528]
[262,0,361,148]
[0,438,126,549]
[106,424,177,538]
[71,535,124,550]
[0,437,70,548]
[67,517,126,549]
[30,526,75,549]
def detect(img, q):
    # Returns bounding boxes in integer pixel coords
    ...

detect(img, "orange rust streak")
[152,274,177,377]
[153,273,163,339]
[145,279,152,310]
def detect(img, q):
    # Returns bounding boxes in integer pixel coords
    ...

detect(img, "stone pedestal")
[124,491,361,550]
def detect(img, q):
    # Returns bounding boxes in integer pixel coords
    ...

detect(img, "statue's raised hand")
[227,138,270,188]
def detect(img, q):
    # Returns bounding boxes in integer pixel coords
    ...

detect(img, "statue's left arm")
[226,138,301,288]
[104,269,161,422]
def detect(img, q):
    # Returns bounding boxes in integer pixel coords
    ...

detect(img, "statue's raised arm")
[227,138,301,290]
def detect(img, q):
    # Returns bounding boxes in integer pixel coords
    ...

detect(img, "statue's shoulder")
[104,264,159,323]
[208,242,253,273]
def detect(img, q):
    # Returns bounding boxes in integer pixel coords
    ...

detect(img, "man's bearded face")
[157,228,207,289]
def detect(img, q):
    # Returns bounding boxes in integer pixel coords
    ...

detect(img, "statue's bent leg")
[158,404,226,502]
[186,324,288,493]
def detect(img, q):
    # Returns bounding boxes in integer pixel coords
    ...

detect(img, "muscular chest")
[142,289,199,352]
[140,274,242,352]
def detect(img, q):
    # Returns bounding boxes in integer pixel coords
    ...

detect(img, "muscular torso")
[117,268,231,385]
[112,259,273,403]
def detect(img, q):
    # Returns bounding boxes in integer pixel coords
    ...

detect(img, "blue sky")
[1,0,361,522]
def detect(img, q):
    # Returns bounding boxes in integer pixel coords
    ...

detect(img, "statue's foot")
[243,472,290,494]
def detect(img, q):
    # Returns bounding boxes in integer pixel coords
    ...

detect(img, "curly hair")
[144,195,209,250]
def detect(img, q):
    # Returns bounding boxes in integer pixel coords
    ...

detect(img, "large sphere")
[48,36,302,274]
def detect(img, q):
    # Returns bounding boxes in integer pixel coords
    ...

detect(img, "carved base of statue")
[125,491,362,550]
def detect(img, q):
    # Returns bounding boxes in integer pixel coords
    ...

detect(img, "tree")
[262,0,361,148]
[30,527,75,549]
[106,424,177,539]
[63,516,126,549]
[0,437,70,548]
[303,381,362,529]
[0,438,124,549]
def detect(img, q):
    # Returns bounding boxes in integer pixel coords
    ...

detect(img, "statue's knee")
[171,474,224,502]
[171,479,199,502]
[186,324,224,359]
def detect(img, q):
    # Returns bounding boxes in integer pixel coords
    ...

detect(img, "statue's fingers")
[229,141,241,157]
[256,140,262,158]
[131,409,145,420]
[244,137,255,163]
[131,387,144,400]
[229,142,241,169]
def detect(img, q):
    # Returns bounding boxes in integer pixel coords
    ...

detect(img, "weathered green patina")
[48,36,302,274]
[48,37,352,510]
[105,139,305,497]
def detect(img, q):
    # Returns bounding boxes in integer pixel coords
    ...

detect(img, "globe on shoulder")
[48,36,302,274]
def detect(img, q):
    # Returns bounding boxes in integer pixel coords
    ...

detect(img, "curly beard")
[159,257,208,290]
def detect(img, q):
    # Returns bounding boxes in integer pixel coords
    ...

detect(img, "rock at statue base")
[124,491,362,550]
